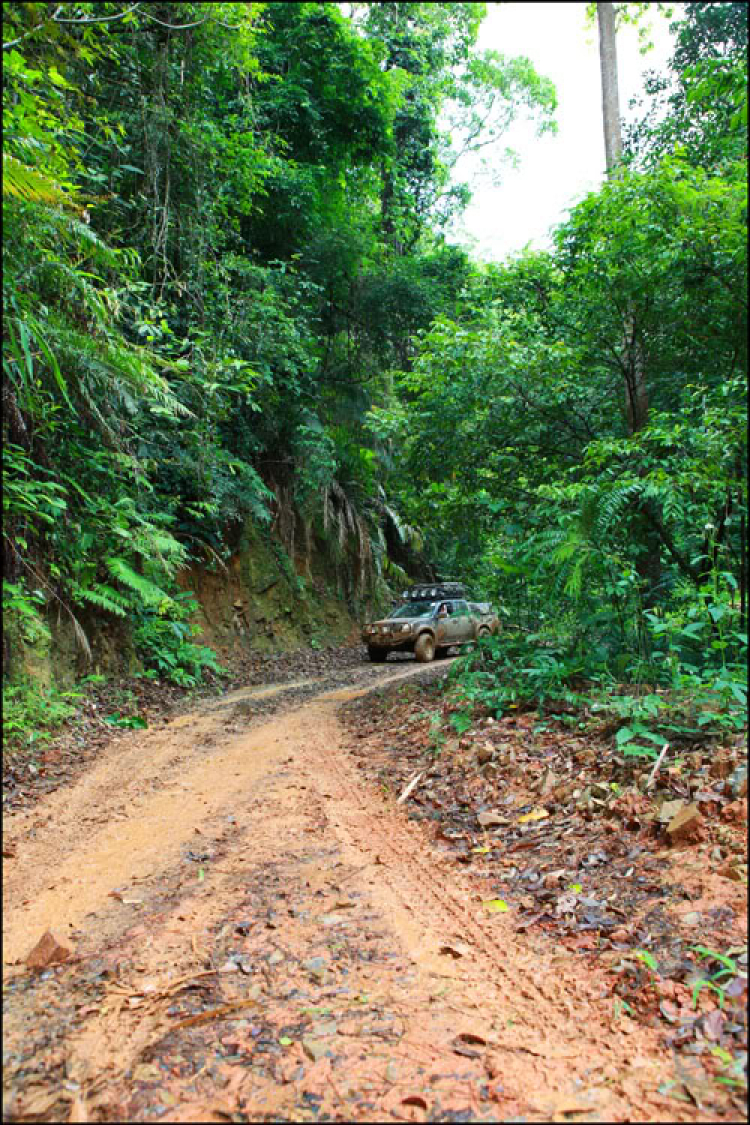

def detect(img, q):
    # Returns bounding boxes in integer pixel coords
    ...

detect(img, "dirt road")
[1,658,734,1121]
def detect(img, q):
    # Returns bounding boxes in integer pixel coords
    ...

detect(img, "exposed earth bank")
[2,647,746,1122]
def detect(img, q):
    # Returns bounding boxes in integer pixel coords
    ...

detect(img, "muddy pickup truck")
[361,583,498,663]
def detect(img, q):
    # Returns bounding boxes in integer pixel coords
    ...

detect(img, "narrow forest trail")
[1,660,735,1122]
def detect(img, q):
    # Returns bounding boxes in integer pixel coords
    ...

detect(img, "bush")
[133,592,226,688]
[449,614,747,759]
[3,679,81,758]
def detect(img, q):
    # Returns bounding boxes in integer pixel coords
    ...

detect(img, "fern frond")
[551,537,584,564]
[2,153,78,208]
[593,482,642,539]
[131,529,187,571]
[72,583,129,617]
[105,558,172,608]
[41,316,191,424]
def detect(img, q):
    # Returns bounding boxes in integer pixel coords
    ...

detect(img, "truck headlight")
[400,624,411,633]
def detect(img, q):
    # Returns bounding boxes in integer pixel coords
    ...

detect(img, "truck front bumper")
[361,631,414,651]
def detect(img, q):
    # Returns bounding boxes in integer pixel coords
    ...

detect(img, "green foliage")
[633,949,659,975]
[3,679,81,757]
[625,2,748,169]
[132,593,226,688]
[2,581,50,649]
[448,710,473,736]
[427,711,447,757]
[450,599,746,750]
[689,946,744,1012]
[103,711,148,730]
[452,631,586,717]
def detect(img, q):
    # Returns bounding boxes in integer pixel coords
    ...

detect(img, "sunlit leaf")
[518,808,549,823]
[483,898,508,913]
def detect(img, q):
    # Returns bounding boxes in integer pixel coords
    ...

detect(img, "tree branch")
[4,6,62,49]
[51,4,140,26]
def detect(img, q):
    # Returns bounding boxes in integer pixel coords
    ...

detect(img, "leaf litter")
[340,672,747,1115]
[2,650,746,1122]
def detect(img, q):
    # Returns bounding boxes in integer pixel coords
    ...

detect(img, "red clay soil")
[2,656,746,1122]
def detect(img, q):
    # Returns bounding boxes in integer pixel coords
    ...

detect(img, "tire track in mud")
[291,700,677,1119]
[2,661,447,970]
[3,660,707,1123]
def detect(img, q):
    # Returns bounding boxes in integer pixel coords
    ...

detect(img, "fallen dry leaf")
[18,1086,63,1117]
[451,1031,488,1058]
[666,802,702,843]
[25,930,72,970]
[477,809,508,827]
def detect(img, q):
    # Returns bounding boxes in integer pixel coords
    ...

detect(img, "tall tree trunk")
[597,1,623,174]
[597,2,661,610]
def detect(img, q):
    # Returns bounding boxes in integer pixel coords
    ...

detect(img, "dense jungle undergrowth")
[2,1,747,793]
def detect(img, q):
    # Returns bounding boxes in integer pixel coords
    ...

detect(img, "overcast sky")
[450,2,681,262]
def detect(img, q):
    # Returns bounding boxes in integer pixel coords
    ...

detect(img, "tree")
[625,1,748,170]
[597,1,623,173]
[357,2,556,254]
[372,156,746,632]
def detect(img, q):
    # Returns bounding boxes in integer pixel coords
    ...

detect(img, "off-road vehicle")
[361,583,497,663]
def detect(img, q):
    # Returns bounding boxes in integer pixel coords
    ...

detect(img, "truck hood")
[370,615,432,628]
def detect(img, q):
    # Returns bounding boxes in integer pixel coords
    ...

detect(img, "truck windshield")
[390,600,436,619]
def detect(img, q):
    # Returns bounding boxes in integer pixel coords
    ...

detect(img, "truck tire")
[477,627,490,640]
[414,633,435,663]
[368,646,388,663]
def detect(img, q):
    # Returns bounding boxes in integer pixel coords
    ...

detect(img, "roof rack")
[400,582,467,601]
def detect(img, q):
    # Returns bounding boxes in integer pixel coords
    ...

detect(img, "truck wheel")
[477,627,490,641]
[368,646,388,662]
[414,634,435,663]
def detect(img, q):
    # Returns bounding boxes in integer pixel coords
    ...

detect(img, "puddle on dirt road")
[205,679,326,709]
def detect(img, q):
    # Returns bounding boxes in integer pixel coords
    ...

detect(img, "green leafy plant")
[103,712,147,729]
[633,949,660,974]
[613,997,634,1021]
[710,1046,748,1091]
[132,592,226,688]
[3,680,81,756]
[448,710,473,735]
[689,946,745,1011]
[428,711,446,757]
[615,721,667,761]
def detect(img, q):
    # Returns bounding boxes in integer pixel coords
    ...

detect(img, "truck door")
[435,602,451,645]
[453,600,473,641]
[440,601,461,642]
